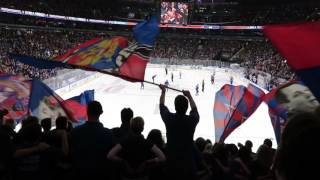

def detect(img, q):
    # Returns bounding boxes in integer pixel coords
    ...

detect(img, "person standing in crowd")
[274,112,320,180]
[70,101,114,180]
[112,108,134,143]
[0,109,8,125]
[230,76,234,85]
[0,110,13,180]
[107,117,166,179]
[159,85,199,180]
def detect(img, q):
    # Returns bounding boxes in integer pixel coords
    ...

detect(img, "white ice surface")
[57,64,276,152]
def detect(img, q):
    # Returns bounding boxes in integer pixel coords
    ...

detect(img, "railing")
[150,57,231,67]
[43,69,99,91]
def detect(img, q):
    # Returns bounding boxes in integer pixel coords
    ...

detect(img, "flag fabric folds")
[263,21,320,101]
[11,16,160,81]
[214,84,265,143]
[262,81,318,144]
[0,75,31,122]
[29,79,74,123]
[263,84,289,144]
[63,90,94,123]
[214,84,245,142]
[0,74,94,123]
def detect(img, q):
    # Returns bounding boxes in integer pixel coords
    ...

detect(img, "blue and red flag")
[11,16,160,81]
[63,90,94,124]
[214,84,246,142]
[29,79,75,123]
[0,75,31,122]
[263,21,320,101]
[262,81,317,143]
[214,84,265,143]
[263,83,288,144]
[1,74,94,124]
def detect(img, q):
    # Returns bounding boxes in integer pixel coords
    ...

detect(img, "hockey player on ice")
[195,84,199,96]
[171,73,174,82]
[202,80,205,92]
[211,74,215,85]
[152,75,157,83]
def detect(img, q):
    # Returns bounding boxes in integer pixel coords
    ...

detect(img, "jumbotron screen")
[161,2,188,25]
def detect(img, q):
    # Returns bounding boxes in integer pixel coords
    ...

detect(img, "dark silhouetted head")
[22,116,39,129]
[41,118,52,132]
[130,116,144,134]
[195,137,207,152]
[147,129,165,149]
[87,101,103,121]
[275,112,320,180]
[174,95,188,114]
[22,123,42,143]
[263,138,272,148]
[56,116,68,130]
[245,140,253,151]
[121,108,133,124]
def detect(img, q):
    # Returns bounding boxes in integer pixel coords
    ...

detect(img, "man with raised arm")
[159,84,200,180]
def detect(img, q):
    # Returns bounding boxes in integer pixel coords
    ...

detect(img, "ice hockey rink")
[57,64,276,152]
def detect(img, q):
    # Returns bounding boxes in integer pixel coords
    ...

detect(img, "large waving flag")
[11,16,160,81]
[263,81,319,143]
[63,90,94,124]
[263,84,288,144]
[214,84,265,142]
[214,84,246,142]
[0,74,95,124]
[263,21,320,101]
[29,79,74,123]
[0,75,31,122]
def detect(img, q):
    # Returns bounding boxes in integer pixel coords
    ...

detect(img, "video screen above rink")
[161,2,188,25]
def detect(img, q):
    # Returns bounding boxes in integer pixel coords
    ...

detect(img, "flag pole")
[9,54,184,93]
[66,64,183,93]
[142,79,183,92]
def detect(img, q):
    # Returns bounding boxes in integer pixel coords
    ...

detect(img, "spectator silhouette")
[0,118,14,180]
[40,118,52,133]
[159,84,199,180]
[274,112,320,180]
[146,129,167,180]
[147,129,165,152]
[108,117,166,179]
[13,122,58,180]
[112,107,134,143]
[70,101,114,180]
[40,118,52,144]
[252,139,275,179]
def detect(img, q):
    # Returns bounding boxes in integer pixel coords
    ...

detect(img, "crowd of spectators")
[0,0,155,21]
[1,0,319,25]
[238,41,296,88]
[0,26,294,86]
[1,85,320,180]
[152,38,295,88]
[189,2,319,25]
[152,38,243,61]
[0,27,104,79]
